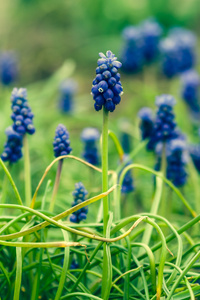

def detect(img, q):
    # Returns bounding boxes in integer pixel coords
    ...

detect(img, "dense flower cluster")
[181,70,200,113]
[155,139,188,187]
[59,79,77,113]
[1,126,23,163]
[120,26,144,73]
[119,155,134,194]
[189,144,200,172]
[0,51,18,85]
[53,124,72,158]
[141,18,162,63]
[169,28,196,72]
[70,182,88,223]
[149,95,177,147]
[11,88,35,135]
[138,107,154,140]
[91,51,123,112]
[160,29,196,78]
[81,127,100,166]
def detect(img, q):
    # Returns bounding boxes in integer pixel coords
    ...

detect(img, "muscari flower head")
[121,132,132,154]
[1,126,23,163]
[149,95,177,149]
[181,70,200,113]
[53,124,72,158]
[155,139,188,187]
[140,18,162,63]
[70,182,88,223]
[138,107,154,140]
[59,79,77,113]
[91,50,123,112]
[119,155,134,194]
[189,144,200,173]
[81,127,100,166]
[120,26,144,73]
[11,88,35,135]
[169,28,196,72]
[160,37,180,78]
[0,51,18,86]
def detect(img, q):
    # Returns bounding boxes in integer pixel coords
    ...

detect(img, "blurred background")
[1,0,200,83]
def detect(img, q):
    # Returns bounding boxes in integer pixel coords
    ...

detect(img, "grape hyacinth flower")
[140,18,162,63]
[119,155,134,194]
[189,144,200,173]
[120,26,144,73]
[121,132,131,154]
[81,127,100,166]
[53,124,72,158]
[155,139,188,187]
[70,259,79,269]
[181,70,200,113]
[11,88,35,135]
[91,50,123,112]
[138,107,155,150]
[1,126,23,163]
[149,95,177,147]
[59,79,77,113]
[160,38,180,78]
[0,51,18,86]
[169,28,196,72]
[70,182,88,223]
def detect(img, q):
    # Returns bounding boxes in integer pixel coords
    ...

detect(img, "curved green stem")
[24,135,32,207]
[49,159,63,212]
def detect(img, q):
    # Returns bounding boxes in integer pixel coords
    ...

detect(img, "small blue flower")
[148,95,177,149]
[119,155,134,194]
[81,127,100,166]
[120,26,144,73]
[70,259,79,269]
[1,126,23,163]
[70,182,88,223]
[169,28,196,72]
[121,132,131,154]
[155,139,188,187]
[59,79,77,113]
[11,88,35,135]
[160,38,180,78]
[189,144,200,173]
[0,51,18,86]
[92,51,123,112]
[53,124,72,158]
[181,70,200,113]
[138,107,154,140]
[140,18,162,63]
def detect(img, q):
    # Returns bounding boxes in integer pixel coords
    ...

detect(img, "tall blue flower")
[81,127,100,166]
[149,95,177,147]
[119,155,134,194]
[1,126,23,163]
[70,182,88,223]
[0,51,18,86]
[91,50,123,112]
[59,79,77,113]
[189,144,200,173]
[169,28,196,72]
[138,107,155,150]
[11,88,35,135]
[140,18,162,63]
[120,26,144,73]
[155,139,188,187]
[160,38,180,78]
[53,124,72,158]
[181,70,200,113]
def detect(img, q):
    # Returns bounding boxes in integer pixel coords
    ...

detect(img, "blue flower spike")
[119,155,134,194]
[53,124,72,158]
[189,144,200,173]
[59,79,77,113]
[92,50,123,112]
[160,38,180,78]
[120,26,144,73]
[1,126,23,163]
[0,51,18,86]
[141,18,162,63]
[81,127,100,166]
[138,107,154,140]
[11,88,35,135]
[70,182,88,223]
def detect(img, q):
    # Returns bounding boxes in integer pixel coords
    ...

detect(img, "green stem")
[49,159,63,212]
[24,135,32,207]
[160,143,166,218]
[101,107,110,299]
[0,163,12,214]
